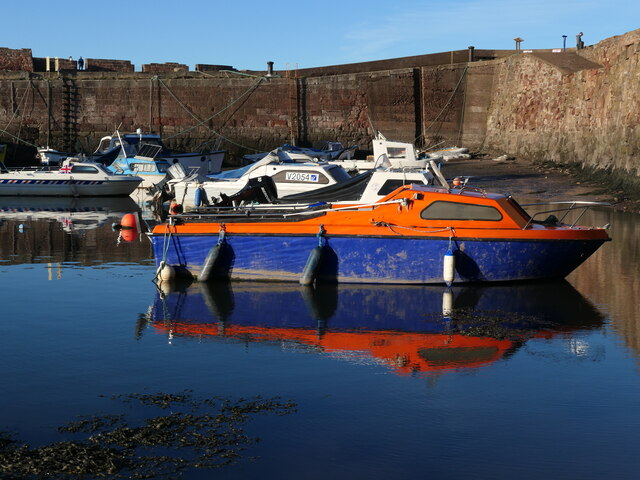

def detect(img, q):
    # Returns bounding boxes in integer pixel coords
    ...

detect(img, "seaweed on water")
[0,391,297,479]
[426,307,558,341]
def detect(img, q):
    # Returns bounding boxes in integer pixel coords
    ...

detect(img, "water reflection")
[0,198,152,266]
[144,281,605,375]
[567,207,640,364]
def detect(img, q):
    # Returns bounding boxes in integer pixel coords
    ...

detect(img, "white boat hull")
[0,164,142,197]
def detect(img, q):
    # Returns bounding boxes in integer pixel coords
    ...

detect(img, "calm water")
[1,198,639,479]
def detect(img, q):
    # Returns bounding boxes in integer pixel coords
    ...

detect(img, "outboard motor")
[213,176,278,206]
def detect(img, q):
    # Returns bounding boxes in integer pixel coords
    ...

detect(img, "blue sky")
[4,1,638,71]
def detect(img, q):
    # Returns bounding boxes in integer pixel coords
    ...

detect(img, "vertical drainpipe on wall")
[156,76,162,137]
[149,76,154,133]
[419,67,425,148]
[47,80,51,147]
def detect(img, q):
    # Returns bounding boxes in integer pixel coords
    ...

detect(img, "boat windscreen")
[209,162,254,180]
[327,165,353,182]
[208,154,276,180]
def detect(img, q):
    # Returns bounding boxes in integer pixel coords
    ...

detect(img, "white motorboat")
[36,147,77,166]
[242,142,356,164]
[277,162,443,204]
[0,161,142,196]
[242,133,443,173]
[96,130,225,175]
[330,132,443,172]
[169,150,354,208]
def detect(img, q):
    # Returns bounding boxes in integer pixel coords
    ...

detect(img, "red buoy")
[121,213,138,229]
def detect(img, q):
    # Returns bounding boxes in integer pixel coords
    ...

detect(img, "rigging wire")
[414,65,468,145]
[159,76,265,153]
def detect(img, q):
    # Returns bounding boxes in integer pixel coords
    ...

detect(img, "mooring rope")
[153,220,176,282]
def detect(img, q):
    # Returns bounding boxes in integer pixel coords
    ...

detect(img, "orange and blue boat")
[149,184,611,284]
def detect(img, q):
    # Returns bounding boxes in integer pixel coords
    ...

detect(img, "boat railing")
[521,201,611,229]
[2,165,60,173]
[174,198,406,221]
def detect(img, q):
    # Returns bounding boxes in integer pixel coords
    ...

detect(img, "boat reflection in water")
[0,196,151,266]
[0,196,140,233]
[147,281,605,375]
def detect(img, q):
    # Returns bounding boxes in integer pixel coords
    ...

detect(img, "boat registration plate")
[285,172,319,182]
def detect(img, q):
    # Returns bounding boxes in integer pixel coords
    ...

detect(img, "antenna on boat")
[116,129,126,158]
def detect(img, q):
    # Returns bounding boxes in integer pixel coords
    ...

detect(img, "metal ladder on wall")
[61,76,78,151]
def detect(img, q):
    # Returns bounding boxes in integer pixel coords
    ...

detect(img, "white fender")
[443,249,455,286]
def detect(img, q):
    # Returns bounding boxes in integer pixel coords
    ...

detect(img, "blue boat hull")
[151,233,606,284]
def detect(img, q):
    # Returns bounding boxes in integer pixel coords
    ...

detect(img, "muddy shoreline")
[442,154,640,214]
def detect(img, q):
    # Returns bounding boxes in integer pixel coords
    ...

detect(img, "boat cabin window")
[70,165,99,174]
[131,162,159,173]
[420,201,503,221]
[387,146,407,159]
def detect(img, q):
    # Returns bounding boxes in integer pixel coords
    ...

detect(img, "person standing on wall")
[77,56,84,70]
[576,32,584,50]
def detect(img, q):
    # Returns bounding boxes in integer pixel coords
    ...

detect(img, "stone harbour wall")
[484,29,640,175]
[0,29,638,177]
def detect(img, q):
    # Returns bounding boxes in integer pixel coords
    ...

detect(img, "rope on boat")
[153,218,176,283]
[373,222,453,236]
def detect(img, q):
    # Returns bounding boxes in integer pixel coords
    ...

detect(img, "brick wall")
[86,59,134,72]
[142,62,189,73]
[0,47,33,72]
